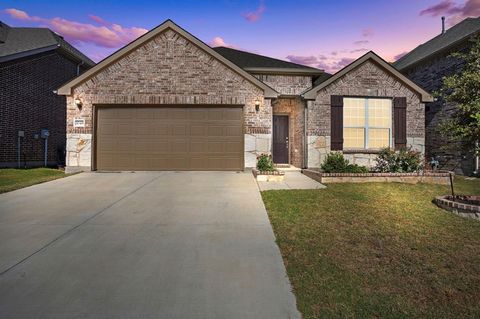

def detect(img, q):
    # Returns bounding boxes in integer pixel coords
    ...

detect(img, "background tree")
[438,35,480,161]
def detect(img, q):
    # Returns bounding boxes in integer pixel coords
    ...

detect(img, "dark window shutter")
[393,97,407,150]
[331,95,343,151]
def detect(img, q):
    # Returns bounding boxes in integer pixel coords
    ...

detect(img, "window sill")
[343,149,384,154]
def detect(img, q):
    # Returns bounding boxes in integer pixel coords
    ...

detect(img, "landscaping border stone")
[252,169,285,182]
[434,195,480,221]
[302,169,450,185]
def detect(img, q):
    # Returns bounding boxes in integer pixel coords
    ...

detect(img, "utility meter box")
[40,129,49,139]
[18,131,24,137]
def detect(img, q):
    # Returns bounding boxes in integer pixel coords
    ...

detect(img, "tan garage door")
[96,106,244,171]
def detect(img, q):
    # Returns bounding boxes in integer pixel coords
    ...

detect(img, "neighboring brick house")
[58,20,432,172]
[394,17,480,175]
[0,21,94,168]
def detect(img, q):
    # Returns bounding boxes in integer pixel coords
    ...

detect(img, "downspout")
[76,61,84,76]
[303,100,308,169]
[475,141,479,175]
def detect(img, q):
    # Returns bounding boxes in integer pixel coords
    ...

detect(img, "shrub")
[374,147,423,173]
[321,152,368,173]
[256,154,274,171]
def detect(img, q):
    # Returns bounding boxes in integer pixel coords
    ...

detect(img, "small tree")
[437,35,480,158]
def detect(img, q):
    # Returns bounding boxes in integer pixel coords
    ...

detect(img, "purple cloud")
[354,40,369,45]
[350,48,369,53]
[420,0,480,25]
[285,55,319,65]
[243,1,266,22]
[362,28,374,37]
[420,0,459,16]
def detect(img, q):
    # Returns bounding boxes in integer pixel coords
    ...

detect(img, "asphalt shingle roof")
[394,17,480,70]
[0,21,95,66]
[213,46,322,71]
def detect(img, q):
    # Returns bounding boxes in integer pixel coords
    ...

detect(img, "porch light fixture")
[254,99,261,112]
[74,97,83,108]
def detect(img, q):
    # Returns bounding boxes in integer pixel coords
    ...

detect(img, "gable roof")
[302,51,433,102]
[0,21,94,66]
[394,17,480,71]
[57,20,278,97]
[213,46,324,75]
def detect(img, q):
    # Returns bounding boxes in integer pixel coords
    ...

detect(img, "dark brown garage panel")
[96,106,244,171]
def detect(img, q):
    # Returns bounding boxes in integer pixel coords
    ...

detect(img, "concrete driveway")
[0,172,300,319]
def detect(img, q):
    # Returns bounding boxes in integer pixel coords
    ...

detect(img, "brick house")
[58,20,432,172]
[0,21,94,168]
[394,17,480,175]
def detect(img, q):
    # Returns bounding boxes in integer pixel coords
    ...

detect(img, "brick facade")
[402,44,474,175]
[61,24,430,172]
[0,51,87,167]
[253,74,312,95]
[66,28,271,171]
[306,60,425,168]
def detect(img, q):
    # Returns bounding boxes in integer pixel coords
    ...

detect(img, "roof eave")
[244,67,325,76]
[0,44,58,63]
[395,34,475,71]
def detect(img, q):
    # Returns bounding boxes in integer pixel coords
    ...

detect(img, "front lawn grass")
[262,177,480,319]
[0,168,68,194]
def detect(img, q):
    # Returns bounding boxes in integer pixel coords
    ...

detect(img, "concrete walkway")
[257,170,326,191]
[0,172,300,319]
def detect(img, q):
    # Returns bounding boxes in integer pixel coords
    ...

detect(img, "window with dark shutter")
[331,95,343,150]
[393,97,407,150]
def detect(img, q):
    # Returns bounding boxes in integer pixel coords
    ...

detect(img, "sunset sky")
[1,0,479,73]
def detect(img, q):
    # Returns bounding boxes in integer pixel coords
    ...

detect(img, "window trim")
[343,97,393,150]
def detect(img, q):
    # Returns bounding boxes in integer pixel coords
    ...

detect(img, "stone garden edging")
[302,169,451,185]
[434,195,480,221]
[252,169,285,182]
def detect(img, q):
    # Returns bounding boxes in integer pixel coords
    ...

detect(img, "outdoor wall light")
[255,99,261,112]
[74,97,83,108]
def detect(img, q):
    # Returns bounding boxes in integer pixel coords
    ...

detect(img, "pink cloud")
[4,8,43,22]
[420,0,480,25]
[4,8,148,48]
[88,14,110,26]
[209,36,237,48]
[243,1,266,22]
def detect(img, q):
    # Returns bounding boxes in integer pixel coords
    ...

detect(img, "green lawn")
[0,168,69,194]
[262,177,480,319]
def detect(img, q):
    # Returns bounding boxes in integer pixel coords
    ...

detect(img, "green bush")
[374,147,423,173]
[321,152,369,173]
[256,154,274,171]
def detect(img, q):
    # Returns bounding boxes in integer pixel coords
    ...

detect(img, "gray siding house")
[57,20,432,172]
[395,17,480,175]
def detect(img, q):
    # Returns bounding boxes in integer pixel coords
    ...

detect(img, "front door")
[273,115,289,164]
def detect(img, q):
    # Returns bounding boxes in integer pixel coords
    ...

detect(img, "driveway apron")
[0,171,300,319]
